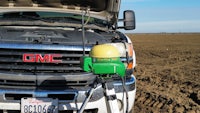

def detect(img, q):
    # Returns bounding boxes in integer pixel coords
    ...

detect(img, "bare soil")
[128,33,200,113]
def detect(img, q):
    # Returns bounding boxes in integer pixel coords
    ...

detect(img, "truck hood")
[0,0,121,24]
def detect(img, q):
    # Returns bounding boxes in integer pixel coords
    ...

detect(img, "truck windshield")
[0,11,109,31]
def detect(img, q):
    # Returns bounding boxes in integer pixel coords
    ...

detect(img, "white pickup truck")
[0,0,136,113]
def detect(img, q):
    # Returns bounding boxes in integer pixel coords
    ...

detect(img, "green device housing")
[81,56,126,77]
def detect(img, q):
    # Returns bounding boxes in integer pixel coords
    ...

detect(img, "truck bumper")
[0,75,136,113]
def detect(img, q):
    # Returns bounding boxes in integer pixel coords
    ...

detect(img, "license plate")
[21,98,58,113]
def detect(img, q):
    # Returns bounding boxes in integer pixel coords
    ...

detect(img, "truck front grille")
[0,44,94,89]
[0,44,90,75]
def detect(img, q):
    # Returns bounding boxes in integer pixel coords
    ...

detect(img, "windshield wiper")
[20,15,55,23]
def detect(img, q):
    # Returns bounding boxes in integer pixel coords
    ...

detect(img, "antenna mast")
[82,10,86,56]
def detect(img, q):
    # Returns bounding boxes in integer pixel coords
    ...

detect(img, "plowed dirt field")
[129,33,200,113]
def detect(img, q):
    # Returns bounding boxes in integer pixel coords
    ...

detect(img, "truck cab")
[0,0,136,113]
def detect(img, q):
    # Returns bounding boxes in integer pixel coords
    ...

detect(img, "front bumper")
[0,75,136,113]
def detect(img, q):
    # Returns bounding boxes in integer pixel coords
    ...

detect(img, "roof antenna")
[81,8,90,56]
[82,10,86,56]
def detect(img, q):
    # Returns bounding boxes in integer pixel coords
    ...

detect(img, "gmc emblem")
[23,54,62,63]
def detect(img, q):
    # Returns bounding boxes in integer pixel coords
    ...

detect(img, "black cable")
[121,77,125,113]
[81,10,86,56]
[121,42,130,113]
[122,77,129,113]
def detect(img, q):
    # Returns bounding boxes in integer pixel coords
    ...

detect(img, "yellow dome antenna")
[81,44,125,77]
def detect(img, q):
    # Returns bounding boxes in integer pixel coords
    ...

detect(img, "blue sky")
[119,0,200,33]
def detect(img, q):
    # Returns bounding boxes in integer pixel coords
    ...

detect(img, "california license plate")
[21,98,58,113]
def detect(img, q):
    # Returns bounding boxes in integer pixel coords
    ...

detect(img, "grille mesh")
[0,45,93,89]
[0,48,89,74]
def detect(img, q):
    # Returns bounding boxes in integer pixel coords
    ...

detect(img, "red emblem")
[23,54,62,63]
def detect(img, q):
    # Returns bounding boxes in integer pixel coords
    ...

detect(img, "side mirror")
[124,10,136,30]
